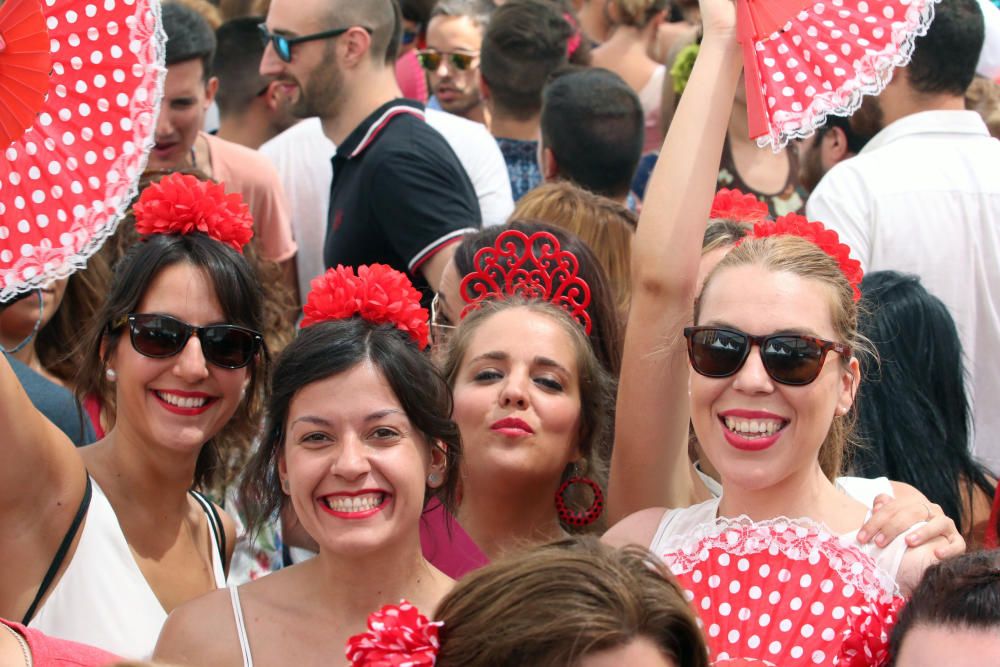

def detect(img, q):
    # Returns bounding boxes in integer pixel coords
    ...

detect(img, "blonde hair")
[609,0,668,28]
[966,75,1000,139]
[443,298,615,532]
[169,0,223,29]
[513,182,636,316]
[701,218,751,255]
[435,536,709,667]
[695,235,865,479]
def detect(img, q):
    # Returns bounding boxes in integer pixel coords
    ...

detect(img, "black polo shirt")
[324,99,481,297]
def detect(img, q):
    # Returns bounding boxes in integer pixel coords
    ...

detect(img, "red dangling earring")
[555,476,604,528]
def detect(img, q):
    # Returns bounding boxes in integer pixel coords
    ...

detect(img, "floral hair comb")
[132,173,254,253]
[459,229,592,334]
[346,600,441,667]
[301,264,431,349]
[710,188,771,224]
[749,213,864,301]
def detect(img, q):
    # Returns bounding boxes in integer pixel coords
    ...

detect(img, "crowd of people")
[1,0,1000,665]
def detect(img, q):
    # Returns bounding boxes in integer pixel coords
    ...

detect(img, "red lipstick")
[317,489,390,520]
[718,410,788,452]
[490,416,535,437]
[152,389,216,416]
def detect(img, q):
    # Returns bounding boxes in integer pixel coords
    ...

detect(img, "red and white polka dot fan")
[739,0,940,150]
[0,0,165,301]
[661,517,905,666]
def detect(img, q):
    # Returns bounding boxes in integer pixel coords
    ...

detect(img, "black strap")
[189,490,226,564]
[23,475,92,625]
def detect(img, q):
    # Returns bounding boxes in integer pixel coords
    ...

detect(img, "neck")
[321,68,402,146]
[462,102,489,126]
[217,110,272,150]
[579,3,610,44]
[880,91,966,128]
[457,475,565,560]
[600,25,648,53]
[488,109,540,142]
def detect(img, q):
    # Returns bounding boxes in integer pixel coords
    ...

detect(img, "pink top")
[419,500,488,579]
[203,132,298,263]
[1,620,120,667]
[395,50,429,104]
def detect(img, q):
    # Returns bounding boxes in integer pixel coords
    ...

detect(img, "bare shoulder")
[888,481,928,503]
[154,586,241,666]
[602,507,670,550]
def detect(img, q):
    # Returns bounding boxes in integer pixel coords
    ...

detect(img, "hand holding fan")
[660,516,905,666]
[738,0,941,150]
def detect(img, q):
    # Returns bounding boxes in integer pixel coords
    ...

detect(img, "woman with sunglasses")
[0,174,267,658]
[603,0,953,597]
[153,264,460,667]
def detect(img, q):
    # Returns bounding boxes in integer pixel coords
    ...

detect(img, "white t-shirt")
[977,0,1000,79]
[260,113,514,301]
[807,110,1000,475]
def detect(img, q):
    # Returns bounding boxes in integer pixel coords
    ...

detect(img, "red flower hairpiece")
[750,213,864,301]
[132,173,254,253]
[301,264,430,349]
[346,600,442,667]
[563,13,582,59]
[460,229,593,334]
[835,596,905,666]
[710,188,770,224]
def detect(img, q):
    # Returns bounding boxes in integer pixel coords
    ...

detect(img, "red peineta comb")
[749,213,863,301]
[711,188,771,224]
[132,173,254,253]
[301,264,430,349]
[460,229,593,334]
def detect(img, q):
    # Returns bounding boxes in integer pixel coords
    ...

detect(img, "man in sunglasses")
[421,0,491,125]
[261,0,481,298]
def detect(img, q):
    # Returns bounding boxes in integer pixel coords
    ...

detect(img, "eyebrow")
[469,351,571,375]
[289,409,405,429]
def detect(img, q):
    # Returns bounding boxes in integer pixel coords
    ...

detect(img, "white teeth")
[156,391,208,409]
[323,493,386,513]
[724,417,784,437]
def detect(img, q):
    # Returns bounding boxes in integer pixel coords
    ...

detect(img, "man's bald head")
[324,0,401,63]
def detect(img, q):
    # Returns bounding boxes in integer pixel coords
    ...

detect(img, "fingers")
[858,499,943,547]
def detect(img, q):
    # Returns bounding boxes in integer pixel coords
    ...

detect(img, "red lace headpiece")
[346,600,441,667]
[710,188,771,224]
[749,213,864,302]
[459,229,592,334]
[301,264,431,349]
[132,173,254,253]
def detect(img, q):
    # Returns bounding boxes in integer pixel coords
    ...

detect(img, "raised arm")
[607,1,743,524]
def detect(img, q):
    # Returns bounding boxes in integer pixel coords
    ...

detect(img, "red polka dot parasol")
[0,0,165,301]
[738,0,940,150]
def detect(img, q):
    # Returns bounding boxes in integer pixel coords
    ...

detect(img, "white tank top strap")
[188,490,227,586]
[229,585,254,667]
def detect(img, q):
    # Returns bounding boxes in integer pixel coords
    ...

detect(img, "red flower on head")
[750,213,864,301]
[710,188,770,224]
[301,264,430,349]
[132,173,254,253]
[835,596,905,666]
[346,601,442,667]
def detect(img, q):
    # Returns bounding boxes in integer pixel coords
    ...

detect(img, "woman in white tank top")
[0,176,268,658]
[153,266,459,667]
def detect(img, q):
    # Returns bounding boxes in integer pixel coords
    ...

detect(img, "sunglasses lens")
[451,53,474,70]
[417,51,441,70]
[689,328,748,377]
[131,316,187,358]
[201,327,258,369]
[761,336,824,385]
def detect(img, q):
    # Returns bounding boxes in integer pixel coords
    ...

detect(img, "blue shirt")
[495,137,542,201]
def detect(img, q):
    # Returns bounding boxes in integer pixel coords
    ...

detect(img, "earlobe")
[837,357,861,415]
[542,147,558,180]
[205,77,220,107]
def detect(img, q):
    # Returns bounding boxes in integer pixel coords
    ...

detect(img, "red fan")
[738,0,940,150]
[660,516,904,666]
[0,0,51,148]
[0,0,165,301]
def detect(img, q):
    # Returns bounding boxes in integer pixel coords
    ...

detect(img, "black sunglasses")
[258,23,373,63]
[416,49,478,71]
[118,313,264,370]
[683,326,850,386]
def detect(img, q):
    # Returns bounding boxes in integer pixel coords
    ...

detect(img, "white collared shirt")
[808,110,1000,474]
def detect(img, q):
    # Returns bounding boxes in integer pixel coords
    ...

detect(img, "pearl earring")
[105,368,117,381]
[281,478,290,493]
[427,472,442,486]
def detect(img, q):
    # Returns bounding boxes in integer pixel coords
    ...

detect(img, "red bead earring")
[555,476,604,528]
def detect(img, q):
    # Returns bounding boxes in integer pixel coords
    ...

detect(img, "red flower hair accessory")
[301,264,430,349]
[710,188,771,224]
[563,13,582,59]
[460,229,592,334]
[835,596,905,666]
[132,173,254,253]
[750,213,864,302]
[346,600,442,667]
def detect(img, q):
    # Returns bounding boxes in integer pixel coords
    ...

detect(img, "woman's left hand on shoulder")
[857,490,966,560]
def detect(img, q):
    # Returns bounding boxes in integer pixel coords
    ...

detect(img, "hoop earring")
[555,476,604,527]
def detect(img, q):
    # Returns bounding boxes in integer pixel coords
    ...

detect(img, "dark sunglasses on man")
[113,313,265,370]
[258,23,373,63]
[415,48,478,72]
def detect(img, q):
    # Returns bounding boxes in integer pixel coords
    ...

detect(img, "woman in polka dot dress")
[604,0,956,663]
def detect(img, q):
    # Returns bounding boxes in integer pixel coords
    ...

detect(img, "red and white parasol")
[0,0,165,301]
[738,0,941,150]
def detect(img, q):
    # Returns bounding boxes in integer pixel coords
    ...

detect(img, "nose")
[435,58,450,77]
[333,434,372,480]
[154,107,172,139]
[731,345,775,394]
[171,334,211,383]
[498,370,530,409]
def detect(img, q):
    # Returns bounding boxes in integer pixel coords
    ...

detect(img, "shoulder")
[603,506,670,550]
[205,133,283,182]
[154,587,239,665]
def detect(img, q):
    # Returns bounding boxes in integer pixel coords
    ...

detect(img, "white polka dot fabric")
[661,517,903,666]
[739,0,941,150]
[0,0,164,301]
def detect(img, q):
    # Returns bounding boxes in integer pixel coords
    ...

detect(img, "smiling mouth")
[155,391,210,409]
[321,492,387,514]
[721,416,788,438]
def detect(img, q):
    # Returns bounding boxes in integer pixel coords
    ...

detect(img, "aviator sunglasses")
[116,313,264,370]
[416,49,478,71]
[683,326,850,386]
[258,23,373,63]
